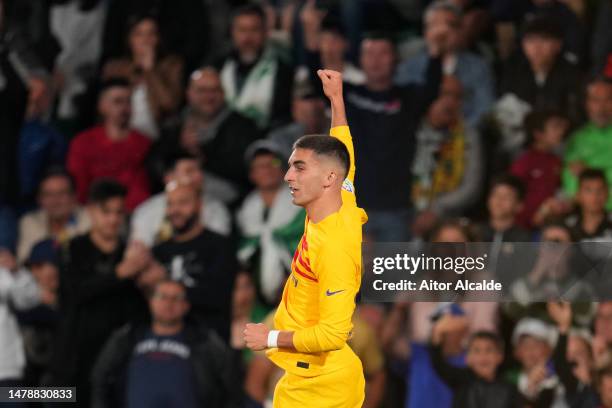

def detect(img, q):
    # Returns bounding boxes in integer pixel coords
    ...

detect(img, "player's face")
[285,148,326,207]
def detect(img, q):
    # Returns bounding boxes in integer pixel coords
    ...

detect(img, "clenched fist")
[244,323,270,351]
[317,69,343,101]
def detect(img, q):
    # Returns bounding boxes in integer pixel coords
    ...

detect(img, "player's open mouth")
[289,187,298,195]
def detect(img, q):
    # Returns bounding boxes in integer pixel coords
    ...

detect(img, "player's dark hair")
[578,168,608,188]
[88,179,127,204]
[489,174,526,201]
[294,135,350,179]
[468,330,504,353]
[232,3,266,25]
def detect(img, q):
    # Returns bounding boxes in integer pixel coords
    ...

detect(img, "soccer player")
[243,69,368,407]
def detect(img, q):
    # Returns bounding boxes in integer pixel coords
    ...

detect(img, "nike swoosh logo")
[326,289,345,296]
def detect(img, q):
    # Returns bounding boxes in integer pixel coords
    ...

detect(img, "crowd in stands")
[2,0,612,406]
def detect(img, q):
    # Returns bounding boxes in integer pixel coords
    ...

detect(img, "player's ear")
[324,170,338,188]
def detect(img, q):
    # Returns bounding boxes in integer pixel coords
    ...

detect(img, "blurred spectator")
[429,317,519,407]
[511,110,569,229]
[509,318,562,406]
[0,260,41,392]
[16,239,61,387]
[598,365,612,408]
[477,174,531,242]
[411,75,483,238]
[155,66,262,201]
[217,4,294,129]
[381,221,498,408]
[529,0,587,65]
[595,302,612,369]
[490,0,586,64]
[236,140,305,307]
[498,15,582,124]
[67,78,151,211]
[345,32,442,242]
[102,14,184,140]
[131,150,231,246]
[17,168,90,264]
[49,0,107,134]
[101,0,209,72]
[92,280,243,408]
[299,3,365,85]
[231,271,268,361]
[592,0,612,75]
[0,0,48,206]
[152,182,236,342]
[17,95,67,206]
[563,78,612,208]
[548,301,599,408]
[267,90,327,159]
[508,222,595,307]
[48,180,149,406]
[396,0,494,127]
[0,204,17,255]
[563,168,612,241]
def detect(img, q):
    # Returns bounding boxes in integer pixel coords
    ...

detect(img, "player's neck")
[306,194,343,224]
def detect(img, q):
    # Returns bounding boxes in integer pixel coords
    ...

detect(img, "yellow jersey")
[267,125,368,377]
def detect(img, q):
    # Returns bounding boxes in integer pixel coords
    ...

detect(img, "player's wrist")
[267,330,280,348]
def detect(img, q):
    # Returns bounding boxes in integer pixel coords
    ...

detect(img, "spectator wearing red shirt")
[67,78,151,211]
[510,110,569,229]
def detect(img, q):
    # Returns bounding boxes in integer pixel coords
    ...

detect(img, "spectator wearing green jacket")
[563,77,612,208]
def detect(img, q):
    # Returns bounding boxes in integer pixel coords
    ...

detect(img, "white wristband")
[267,330,280,348]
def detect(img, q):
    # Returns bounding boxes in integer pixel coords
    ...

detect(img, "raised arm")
[317,69,356,184]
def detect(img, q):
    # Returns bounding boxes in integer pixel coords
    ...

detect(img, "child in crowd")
[429,313,518,408]
[478,174,531,242]
[563,169,612,241]
[511,110,569,229]
[548,301,599,408]
[510,317,561,406]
